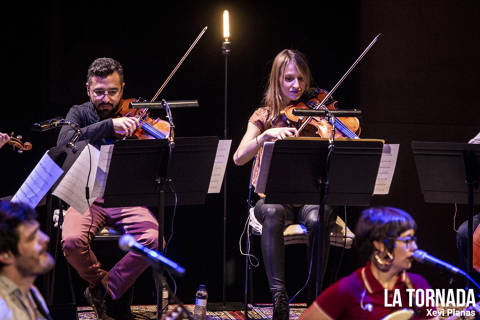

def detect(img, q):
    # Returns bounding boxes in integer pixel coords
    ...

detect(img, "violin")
[283,88,360,139]
[115,98,171,139]
[6,133,32,153]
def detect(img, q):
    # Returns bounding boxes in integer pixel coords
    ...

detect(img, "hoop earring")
[372,249,394,271]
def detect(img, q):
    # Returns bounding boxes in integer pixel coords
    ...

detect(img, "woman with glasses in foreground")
[299,206,436,320]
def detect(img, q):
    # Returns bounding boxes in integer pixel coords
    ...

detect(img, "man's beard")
[95,102,119,119]
[16,252,55,277]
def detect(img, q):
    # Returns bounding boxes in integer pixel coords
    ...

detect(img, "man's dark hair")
[87,57,124,85]
[0,201,37,267]
[354,206,417,259]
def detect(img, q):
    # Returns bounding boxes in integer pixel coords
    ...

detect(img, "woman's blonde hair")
[262,49,312,125]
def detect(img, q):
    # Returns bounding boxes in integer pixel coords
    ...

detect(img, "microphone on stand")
[413,249,480,290]
[32,117,78,132]
[161,99,175,148]
[413,249,464,275]
[119,234,185,276]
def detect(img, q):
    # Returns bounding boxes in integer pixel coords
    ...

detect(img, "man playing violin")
[233,49,356,320]
[57,57,158,320]
[0,132,9,149]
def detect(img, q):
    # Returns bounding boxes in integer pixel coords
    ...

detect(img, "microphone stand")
[66,123,82,153]
[155,99,176,320]
[152,265,193,320]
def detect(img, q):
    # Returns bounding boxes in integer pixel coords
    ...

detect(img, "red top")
[314,262,435,319]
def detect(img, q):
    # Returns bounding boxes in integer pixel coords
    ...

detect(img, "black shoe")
[105,288,135,320]
[272,291,289,320]
[84,286,114,320]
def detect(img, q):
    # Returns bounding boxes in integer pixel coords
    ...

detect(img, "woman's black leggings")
[254,198,332,293]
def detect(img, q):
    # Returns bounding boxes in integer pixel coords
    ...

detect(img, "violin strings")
[308,101,357,138]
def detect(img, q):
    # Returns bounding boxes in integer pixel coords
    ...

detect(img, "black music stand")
[249,137,383,316]
[103,137,219,319]
[44,141,88,319]
[412,141,480,278]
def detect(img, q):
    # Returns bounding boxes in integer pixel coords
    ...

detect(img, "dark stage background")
[2,0,480,309]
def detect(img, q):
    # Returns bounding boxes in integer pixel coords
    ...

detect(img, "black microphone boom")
[119,234,185,276]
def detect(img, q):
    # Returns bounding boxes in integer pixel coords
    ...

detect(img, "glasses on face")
[91,88,120,97]
[396,235,417,248]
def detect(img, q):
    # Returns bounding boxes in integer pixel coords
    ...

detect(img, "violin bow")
[297,33,381,135]
[131,26,208,140]
[151,26,208,102]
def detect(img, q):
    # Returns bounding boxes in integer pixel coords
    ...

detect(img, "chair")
[48,203,125,305]
[248,207,354,248]
[244,206,355,311]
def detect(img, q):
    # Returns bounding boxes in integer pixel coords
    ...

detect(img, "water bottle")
[193,284,208,320]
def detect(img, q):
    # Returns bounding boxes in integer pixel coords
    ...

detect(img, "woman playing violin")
[234,49,349,320]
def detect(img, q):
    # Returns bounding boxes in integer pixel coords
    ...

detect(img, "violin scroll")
[7,133,32,153]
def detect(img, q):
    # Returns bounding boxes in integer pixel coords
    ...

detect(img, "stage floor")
[77,303,308,319]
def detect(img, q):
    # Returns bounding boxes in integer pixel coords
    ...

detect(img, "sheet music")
[90,144,114,200]
[254,142,275,194]
[208,140,232,193]
[373,144,399,195]
[11,151,64,208]
[52,144,100,213]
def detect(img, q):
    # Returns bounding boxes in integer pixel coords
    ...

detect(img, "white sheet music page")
[255,142,275,194]
[11,151,64,208]
[91,144,114,199]
[208,140,232,193]
[373,144,399,195]
[52,144,100,213]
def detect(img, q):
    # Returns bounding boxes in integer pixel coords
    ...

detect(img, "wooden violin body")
[284,88,360,139]
[116,98,170,139]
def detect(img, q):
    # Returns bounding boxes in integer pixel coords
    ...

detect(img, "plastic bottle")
[193,284,208,320]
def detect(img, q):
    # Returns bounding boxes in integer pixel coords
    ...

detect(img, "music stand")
[412,141,480,277]
[102,137,219,319]
[253,137,383,306]
[43,141,88,318]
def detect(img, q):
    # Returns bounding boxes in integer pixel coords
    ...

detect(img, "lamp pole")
[221,9,230,306]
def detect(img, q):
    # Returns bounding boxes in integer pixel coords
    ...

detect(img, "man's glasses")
[91,88,120,97]
[396,235,417,248]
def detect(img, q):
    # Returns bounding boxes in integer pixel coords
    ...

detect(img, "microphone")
[119,234,185,276]
[413,250,464,275]
[32,117,75,132]
[162,100,174,126]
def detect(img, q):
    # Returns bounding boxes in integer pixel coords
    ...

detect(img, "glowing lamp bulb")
[223,10,230,40]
